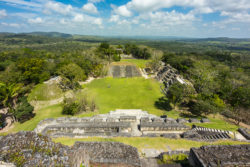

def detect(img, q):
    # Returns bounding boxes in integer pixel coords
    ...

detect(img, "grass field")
[83,77,165,116]
[54,137,249,152]
[28,83,63,101]
[120,59,150,68]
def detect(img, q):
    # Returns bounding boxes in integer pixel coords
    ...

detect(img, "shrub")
[62,98,79,115]
[162,154,188,164]
[13,96,34,123]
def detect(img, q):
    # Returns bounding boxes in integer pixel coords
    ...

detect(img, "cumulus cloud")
[0,9,7,18]
[93,18,102,25]
[112,5,132,17]
[28,17,43,24]
[43,1,73,15]
[82,3,98,14]
[73,14,84,22]
[109,15,120,22]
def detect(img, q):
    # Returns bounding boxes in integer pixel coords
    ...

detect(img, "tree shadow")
[155,96,172,111]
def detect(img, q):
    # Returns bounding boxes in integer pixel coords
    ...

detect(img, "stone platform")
[35,109,190,138]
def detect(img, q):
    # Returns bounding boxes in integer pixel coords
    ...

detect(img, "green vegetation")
[159,154,188,164]
[84,77,165,116]
[28,83,63,101]
[8,104,63,132]
[54,137,250,152]
[120,59,150,68]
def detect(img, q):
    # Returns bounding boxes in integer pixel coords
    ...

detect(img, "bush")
[62,98,80,115]
[162,154,188,164]
[113,54,121,62]
[13,96,34,123]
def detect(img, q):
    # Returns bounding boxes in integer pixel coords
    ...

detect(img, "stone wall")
[73,142,141,167]
[189,145,250,167]
[0,131,141,167]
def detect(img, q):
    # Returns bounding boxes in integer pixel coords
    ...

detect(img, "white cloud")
[43,1,73,15]
[0,0,41,8]
[1,22,20,28]
[28,17,43,24]
[109,15,119,22]
[93,18,102,25]
[0,9,7,18]
[73,14,84,22]
[82,3,98,14]
[113,5,132,17]
[88,0,104,3]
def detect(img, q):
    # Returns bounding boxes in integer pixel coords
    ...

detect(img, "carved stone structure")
[189,145,250,167]
[155,64,186,95]
[35,109,190,138]
[109,64,141,78]
[183,126,231,140]
[238,128,250,140]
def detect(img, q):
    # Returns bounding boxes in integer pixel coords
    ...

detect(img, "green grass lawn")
[6,104,63,133]
[186,117,239,132]
[28,83,63,101]
[83,77,165,116]
[120,59,150,68]
[54,137,249,152]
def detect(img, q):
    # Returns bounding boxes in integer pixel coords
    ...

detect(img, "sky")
[0,0,250,38]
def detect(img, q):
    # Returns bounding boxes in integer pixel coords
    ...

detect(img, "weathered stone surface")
[200,118,210,123]
[0,161,16,167]
[238,128,250,140]
[189,118,200,123]
[176,118,188,123]
[0,131,89,167]
[189,145,250,167]
[109,65,141,78]
[140,122,189,132]
[73,142,141,167]
[182,130,202,139]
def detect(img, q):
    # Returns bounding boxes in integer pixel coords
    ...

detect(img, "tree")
[57,63,87,82]
[13,96,34,123]
[228,86,250,124]
[17,58,49,84]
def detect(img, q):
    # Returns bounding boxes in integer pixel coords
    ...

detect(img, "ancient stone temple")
[155,64,186,94]
[35,109,190,138]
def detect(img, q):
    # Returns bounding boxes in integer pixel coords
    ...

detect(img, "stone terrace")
[35,109,191,138]
[189,145,250,167]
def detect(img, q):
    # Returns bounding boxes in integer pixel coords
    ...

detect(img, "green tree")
[13,96,34,123]
[57,63,87,82]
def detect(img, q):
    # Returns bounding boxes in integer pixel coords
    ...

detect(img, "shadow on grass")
[154,97,172,111]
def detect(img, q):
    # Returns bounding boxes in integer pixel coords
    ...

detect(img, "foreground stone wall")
[73,142,141,167]
[0,131,141,167]
[189,145,250,167]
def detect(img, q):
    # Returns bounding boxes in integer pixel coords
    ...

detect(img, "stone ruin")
[155,64,187,95]
[238,128,250,140]
[108,64,141,78]
[35,109,190,138]
[0,131,140,167]
[182,125,232,140]
[34,109,233,140]
[1,131,249,167]
[189,145,250,167]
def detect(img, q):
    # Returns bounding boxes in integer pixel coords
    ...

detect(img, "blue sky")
[0,0,250,38]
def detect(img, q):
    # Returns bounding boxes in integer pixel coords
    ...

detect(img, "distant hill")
[27,32,73,38]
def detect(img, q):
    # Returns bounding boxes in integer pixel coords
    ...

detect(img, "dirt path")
[0,117,14,133]
[226,118,250,129]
